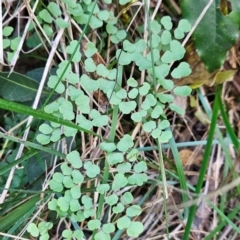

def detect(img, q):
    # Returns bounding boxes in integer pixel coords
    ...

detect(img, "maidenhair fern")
[31,0,193,239]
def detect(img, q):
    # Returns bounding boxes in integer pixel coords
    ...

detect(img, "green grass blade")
[0,195,40,232]
[0,149,40,175]
[183,86,220,239]
[43,1,97,107]
[204,202,240,240]
[0,98,100,138]
[109,65,122,142]
[3,203,37,240]
[0,132,65,158]
[217,88,240,152]
[168,130,189,218]
[207,200,240,234]
[197,88,240,206]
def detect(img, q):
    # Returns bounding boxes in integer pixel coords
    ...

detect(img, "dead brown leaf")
[179,149,202,167]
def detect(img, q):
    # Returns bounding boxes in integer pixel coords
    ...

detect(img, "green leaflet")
[0,72,54,102]
[181,0,240,72]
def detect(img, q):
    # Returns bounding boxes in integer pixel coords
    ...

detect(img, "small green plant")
[0,1,194,239]
[27,222,53,240]
[2,26,21,62]
[29,1,193,239]
[1,1,240,240]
